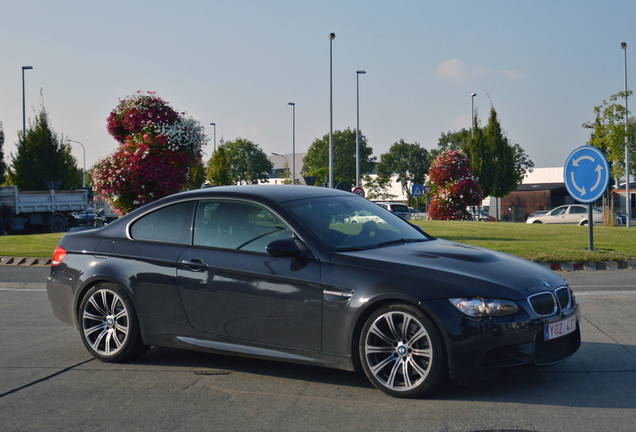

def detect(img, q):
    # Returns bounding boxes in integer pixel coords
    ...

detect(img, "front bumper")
[427,295,581,382]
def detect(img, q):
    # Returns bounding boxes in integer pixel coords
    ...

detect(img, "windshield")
[283,196,431,251]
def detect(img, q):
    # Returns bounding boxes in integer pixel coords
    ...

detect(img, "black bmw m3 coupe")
[47,185,580,398]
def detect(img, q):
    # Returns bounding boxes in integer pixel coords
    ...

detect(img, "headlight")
[449,298,520,317]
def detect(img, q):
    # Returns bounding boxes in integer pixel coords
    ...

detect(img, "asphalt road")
[1,267,635,431]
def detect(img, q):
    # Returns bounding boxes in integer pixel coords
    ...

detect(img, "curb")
[537,260,636,272]
[0,257,52,267]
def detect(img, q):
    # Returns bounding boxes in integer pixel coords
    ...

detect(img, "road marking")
[0,288,47,292]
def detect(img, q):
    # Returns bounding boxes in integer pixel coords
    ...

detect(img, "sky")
[1,0,634,174]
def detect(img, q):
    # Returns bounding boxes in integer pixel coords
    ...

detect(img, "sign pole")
[588,203,594,251]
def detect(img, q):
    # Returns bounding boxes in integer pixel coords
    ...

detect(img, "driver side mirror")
[266,238,302,258]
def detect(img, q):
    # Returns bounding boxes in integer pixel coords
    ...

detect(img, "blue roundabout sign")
[564,146,610,204]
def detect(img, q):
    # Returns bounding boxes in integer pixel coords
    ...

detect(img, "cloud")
[437,60,522,81]
[437,59,470,80]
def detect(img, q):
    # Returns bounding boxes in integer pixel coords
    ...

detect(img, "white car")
[526,205,603,226]
[346,210,385,225]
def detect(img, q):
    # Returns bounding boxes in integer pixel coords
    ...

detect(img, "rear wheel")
[79,283,149,362]
[359,304,447,398]
[49,215,67,233]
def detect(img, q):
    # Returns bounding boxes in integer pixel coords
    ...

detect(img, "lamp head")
[22,66,33,70]
[622,42,627,49]
[357,70,366,75]
[329,33,336,40]
[288,102,294,106]
[471,93,477,97]
[210,123,215,126]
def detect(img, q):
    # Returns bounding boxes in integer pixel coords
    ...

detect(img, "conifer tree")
[7,108,82,191]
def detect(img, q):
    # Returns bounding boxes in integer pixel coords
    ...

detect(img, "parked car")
[468,208,489,221]
[526,204,603,226]
[528,210,549,219]
[375,201,411,220]
[616,214,628,225]
[71,208,104,226]
[345,209,385,225]
[47,186,580,398]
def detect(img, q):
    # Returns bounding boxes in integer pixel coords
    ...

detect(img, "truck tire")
[49,215,68,233]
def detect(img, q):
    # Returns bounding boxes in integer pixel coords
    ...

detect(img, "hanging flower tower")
[428,150,483,220]
[93,91,207,215]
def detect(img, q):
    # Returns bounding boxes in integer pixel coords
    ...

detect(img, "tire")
[581,221,588,226]
[49,215,67,233]
[359,303,446,398]
[532,221,542,224]
[79,283,149,363]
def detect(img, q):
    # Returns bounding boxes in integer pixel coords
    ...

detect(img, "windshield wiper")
[377,238,426,248]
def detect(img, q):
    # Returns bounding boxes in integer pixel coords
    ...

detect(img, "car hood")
[334,238,566,300]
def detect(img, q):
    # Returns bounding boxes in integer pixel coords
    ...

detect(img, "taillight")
[52,245,67,266]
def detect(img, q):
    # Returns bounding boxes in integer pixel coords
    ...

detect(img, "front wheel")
[359,304,447,398]
[79,283,149,363]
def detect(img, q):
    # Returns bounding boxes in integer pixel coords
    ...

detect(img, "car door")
[549,206,568,224]
[176,199,323,350]
[566,206,587,224]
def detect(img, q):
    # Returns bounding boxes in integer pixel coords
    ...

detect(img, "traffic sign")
[352,187,365,198]
[564,146,610,204]
[412,184,424,197]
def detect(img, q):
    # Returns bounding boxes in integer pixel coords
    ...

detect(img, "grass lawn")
[413,220,636,262]
[0,233,64,258]
[1,222,635,262]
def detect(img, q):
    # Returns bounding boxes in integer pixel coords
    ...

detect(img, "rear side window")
[130,202,194,244]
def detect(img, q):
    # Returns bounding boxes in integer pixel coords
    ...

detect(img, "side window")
[193,200,293,253]
[552,207,567,215]
[570,206,587,214]
[130,202,194,244]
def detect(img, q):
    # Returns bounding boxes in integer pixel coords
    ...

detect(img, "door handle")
[181,259,207,270]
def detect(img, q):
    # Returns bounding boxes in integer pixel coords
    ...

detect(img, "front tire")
[79,283,149,362]
[359,304,447,398]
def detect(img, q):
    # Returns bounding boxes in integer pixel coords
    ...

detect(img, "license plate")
[545,316,577,340]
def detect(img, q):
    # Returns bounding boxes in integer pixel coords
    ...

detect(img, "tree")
[0,122,6,185]
[362,174,396,200]
[7,108,82,191]
[375,139,430,205]
[431,128,471,160]
[224,137,273,184]
[206,144,233,186]
[582,91,636,183]
[301,128,376,186]
[449,107,533,203]
[484,107,517,198]
[185,157,206,190]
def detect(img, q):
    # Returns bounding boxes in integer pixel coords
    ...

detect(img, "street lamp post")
[271,152,290,182]
[471,93,477,138]
[356,70,366,188]
[329,32,335,188]
[622,42,632,228]
[210,123,216,153]
[288,102,295,185]
[22,66,33,133]
[68,140,86,188]
[470,93,477,220]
